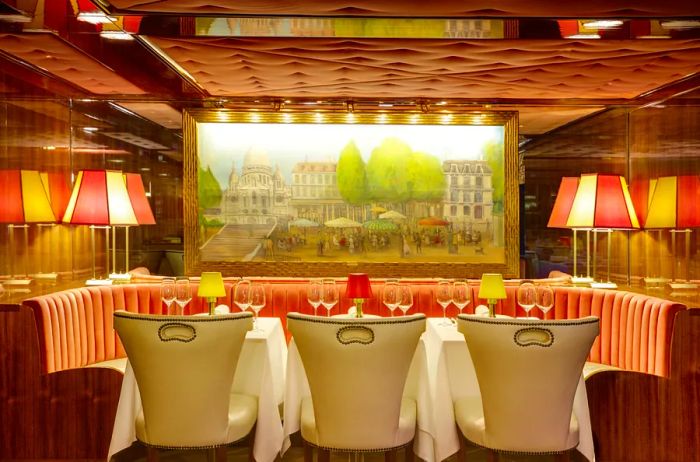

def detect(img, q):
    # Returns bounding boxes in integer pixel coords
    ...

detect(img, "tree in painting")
[336,141,368,205]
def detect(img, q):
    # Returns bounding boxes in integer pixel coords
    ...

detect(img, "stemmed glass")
[249,283,266,331]
[397,284,413,316]
[234,280,252,313]
[160,278,176,314]
[307,279,322,316]
[174,278,191,315]
[452,281,472,317]
[383,280,400,317]
[436,279,453,326]
[517,282,537,318]
[536,284,555,319]
[321,279,338,317]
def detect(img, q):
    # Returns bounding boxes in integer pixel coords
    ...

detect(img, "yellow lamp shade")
[21,170,57,223]
[198,272,226,299]
[478,273,507,300]
[645,176,677,229]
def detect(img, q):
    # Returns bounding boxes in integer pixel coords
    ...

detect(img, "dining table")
[107,316,287,462]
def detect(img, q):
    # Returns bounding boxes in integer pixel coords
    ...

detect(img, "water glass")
[452,281,472,316]
[234,280,252,313]
[321,279,338,317]
[307,279,322,315]
[174,278,191,315]
[397,284,413,316]
[517,282,537,318]
[249,283,266,330]
[436,279,453,326]
[160,278,176,314]
[536,284,555,318]
[383,280,399,317]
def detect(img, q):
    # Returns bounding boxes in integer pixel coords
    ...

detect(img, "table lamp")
[567,173,639,289]
[346,273,372,318]
[644,175,700,290]
[62,170,138,285]
[198,272,226,315]
[478,273,506,318]
[547,176,591,283]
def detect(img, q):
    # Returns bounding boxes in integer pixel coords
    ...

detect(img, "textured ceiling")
[148,37,700,100]
[118,102,184,129]
[103,0,700,17]
[507,106,604,134]
[0,33,146,95]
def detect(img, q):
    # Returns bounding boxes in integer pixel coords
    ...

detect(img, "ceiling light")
[77,12,116,24]
[435,101,447,106]
[83,127,99,133]
[566,34,601,39]
[100,31,134,41]
[661,20,700,29]
[582,20,623,29]
[378,103,394,108]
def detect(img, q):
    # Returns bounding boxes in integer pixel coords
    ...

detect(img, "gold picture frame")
[184,109,519,278]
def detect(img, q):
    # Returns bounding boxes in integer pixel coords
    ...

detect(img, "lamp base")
[590,281,618,289]
[4,278,33,286]
[668,281,698,291]
[572,276,594,285]
[109,272,132,283]
[31,272,58,282]
[643,277,670,287]
[86,278,113,286]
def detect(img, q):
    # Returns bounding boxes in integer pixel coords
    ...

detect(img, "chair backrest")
[457,315,599,453]
[287,313,426,451]
[113,311,253,447]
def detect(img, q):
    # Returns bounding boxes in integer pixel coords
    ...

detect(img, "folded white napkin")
[475,305,490,316]
[347,306,357,316]
[214,304,230,315]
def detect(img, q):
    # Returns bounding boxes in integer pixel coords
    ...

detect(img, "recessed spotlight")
[83,127,99,133]
[100,31,134,41]
[566,34,601,39]
[582,20,623,29]
[43,146,56,150]
[77,12,116,24]
[378,103,394,108]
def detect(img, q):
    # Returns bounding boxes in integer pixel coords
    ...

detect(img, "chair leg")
[404,442,414,462]
[215,445,229,462]
[486,449,498,462]
[554,451,571,462]
[318,448,331,462]
[248,424,257,462]
[146,446,159,462]
[456,434,466,462]
[385,449,397,462]
[303,441,313,462]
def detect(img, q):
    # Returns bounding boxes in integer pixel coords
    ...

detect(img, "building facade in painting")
[221,147,292,225]
[290,161,366,223]
[442,160,493,232]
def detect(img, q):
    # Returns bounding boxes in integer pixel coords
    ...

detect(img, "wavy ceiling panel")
[0,33,146,95]
[104,0,699,17]
[148,37,700,100]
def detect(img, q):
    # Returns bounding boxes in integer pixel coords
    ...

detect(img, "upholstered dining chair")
[287,313,426,462]
[113,311,256,462]
[455,315,600,461]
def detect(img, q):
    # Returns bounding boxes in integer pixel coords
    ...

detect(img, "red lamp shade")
[566,174,640,229]
[125,173,156,225]
[547,177,579,229]
[44,172,72,221]
[346,273,373,299]
[644,175,700,229]
[0,170,59,224]
[0,170,24,224]
[62,170,137,226]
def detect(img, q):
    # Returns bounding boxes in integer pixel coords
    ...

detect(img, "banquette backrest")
[24,280,685,378]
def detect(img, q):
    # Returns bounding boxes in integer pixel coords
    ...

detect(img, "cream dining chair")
[455,315,599,461]
[113,311,256,462]
[287,313,426,462]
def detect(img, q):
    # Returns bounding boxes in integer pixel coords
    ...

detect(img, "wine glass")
[307,279,322,316]
[249,283,266,331]
[383,280,400,317]
[536,284,555,319]
[234,280,252,313]
[452,281,472,316]
[517,282,537,318]
[397,284,413,316]
[436,279,453,326]
[321,279,338,317]
[160,278,176,314]
[174,278,191,315]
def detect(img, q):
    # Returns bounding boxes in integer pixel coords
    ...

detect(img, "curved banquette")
[24,279,685,378]
[16,278,688,461]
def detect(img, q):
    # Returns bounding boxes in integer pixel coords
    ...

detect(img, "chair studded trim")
[287,312,426,326]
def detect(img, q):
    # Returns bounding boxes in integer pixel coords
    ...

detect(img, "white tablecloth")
[107,317,287,462]
[423,318,595,462]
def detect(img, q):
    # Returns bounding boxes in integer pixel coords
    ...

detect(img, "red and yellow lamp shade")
[346,273,373,318]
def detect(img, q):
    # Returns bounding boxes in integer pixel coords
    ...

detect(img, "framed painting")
[183,109,519,278]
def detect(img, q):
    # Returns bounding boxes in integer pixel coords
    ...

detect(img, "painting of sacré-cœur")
[197,122,505,264]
